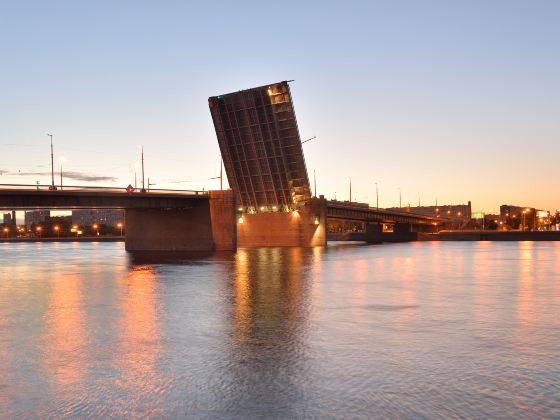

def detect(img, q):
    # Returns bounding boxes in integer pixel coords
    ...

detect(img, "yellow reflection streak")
[233,250,251,341]
[42,274,87,385]
[115,264,161,402]
[517,242,535,328]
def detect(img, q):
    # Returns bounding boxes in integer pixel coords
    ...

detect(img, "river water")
[1,241,559,418]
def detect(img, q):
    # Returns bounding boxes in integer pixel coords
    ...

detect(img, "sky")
[1,0,559,213]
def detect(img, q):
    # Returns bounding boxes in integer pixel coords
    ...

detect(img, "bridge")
[326,200,443,243]
[326,200,440,226]
[0,80,448,251]
[0,185,236,253]
[209,81,447,246]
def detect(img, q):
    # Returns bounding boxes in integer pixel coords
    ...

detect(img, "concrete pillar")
[237,197,327,247]
[365,223,383,243]
[209,190,236,251]
[394,223,412,233]
[387,223,417,242]
[125,190,236,252]
[414,223,438,233]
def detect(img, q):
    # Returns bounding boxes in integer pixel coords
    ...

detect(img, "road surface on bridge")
[0,184,208,210]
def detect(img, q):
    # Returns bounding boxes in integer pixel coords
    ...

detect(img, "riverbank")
[0,236,124,243]
[421,231,560,241]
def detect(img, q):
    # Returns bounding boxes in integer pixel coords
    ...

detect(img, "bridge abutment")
[125,190,236,252]
[237,197,327,247]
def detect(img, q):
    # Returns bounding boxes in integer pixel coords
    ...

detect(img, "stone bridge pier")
[365,222,437,243]
[237,197,327,247]
[125,190,236,252]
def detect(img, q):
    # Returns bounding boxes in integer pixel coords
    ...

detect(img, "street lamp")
[53,225,60,238]
[59,157,66,190]
[47,133,57,190]
[71,225,79,238]
[3,227,8,239]
[93,224,99,236]
[36,226,42,238]
[117,222,124,236]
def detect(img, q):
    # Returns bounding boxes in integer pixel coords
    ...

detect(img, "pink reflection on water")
[41,273,88,386]
[113,264,163,415]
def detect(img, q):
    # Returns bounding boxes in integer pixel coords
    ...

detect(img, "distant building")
[386,201,472,223]
[72,209,124,227]
[499,205,550,230]
[499,204,534,218]
[25,210,50,228]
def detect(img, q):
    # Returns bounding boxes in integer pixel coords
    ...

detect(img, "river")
[1,241,559,418]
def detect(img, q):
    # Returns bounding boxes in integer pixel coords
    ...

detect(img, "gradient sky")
[1,0,559,212]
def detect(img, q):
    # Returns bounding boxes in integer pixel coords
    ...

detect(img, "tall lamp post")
[141,145,146,193]
[59,157,65,190]
[47,134,56,190]
[375,182,379,209]
[117,223,123,237]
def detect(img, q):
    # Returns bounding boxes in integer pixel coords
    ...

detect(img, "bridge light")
[260,206,265,211]
[238,216,244,224]
[238,207,243,212]
[272,206,277,211]
[314,216,320,225]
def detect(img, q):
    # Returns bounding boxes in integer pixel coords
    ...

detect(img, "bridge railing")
[0,183,209,195]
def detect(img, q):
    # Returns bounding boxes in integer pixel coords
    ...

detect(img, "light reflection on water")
[0,241,559,418]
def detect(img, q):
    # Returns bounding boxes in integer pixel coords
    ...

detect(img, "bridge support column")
[365,223,383,244]
[125,190,236,253]
[386,223,418,242]
[237,197,326,247]
[414,223,439,233]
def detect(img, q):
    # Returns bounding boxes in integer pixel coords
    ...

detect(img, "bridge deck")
[0,187,208,210]
[327,200,444,225]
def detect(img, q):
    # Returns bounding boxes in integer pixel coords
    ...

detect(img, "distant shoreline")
[421,231,560,241]
[0,236,124,243]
